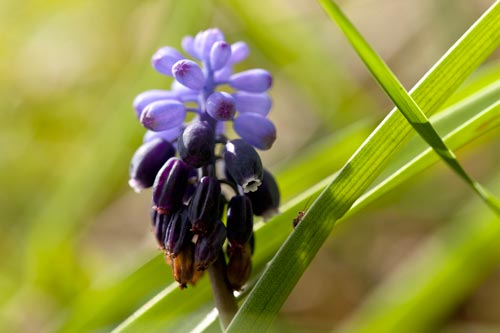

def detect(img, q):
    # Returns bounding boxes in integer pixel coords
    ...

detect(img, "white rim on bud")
[242,176,262,193]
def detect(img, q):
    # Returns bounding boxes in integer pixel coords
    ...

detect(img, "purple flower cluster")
[129,28,280,290]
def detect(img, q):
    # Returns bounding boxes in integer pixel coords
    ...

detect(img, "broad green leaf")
[318,0,500,214]
[227,2,500,332]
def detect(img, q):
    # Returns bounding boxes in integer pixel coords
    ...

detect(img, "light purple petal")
[214,66,232,83]
[228,42,249,65]
[181,35,199,59]
[171,80,199,102]
[151,47,184,76]
[143,126,183,143]
[233,113,276,150]
[133,90,178,119]
[172,60,205,90]
[233,92,272,116]
[229,69,272,93]
[140,100,186,131]
[210,41,231,71]
[198,28,225,61]
[206,92,236,121]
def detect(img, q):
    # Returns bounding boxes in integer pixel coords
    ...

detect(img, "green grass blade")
[318,0,500,215]
[226,2,500,331]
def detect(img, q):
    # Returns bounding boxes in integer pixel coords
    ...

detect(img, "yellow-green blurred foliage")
[0,0,498,332]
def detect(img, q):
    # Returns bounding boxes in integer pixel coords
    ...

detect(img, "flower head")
[129,28,280,290]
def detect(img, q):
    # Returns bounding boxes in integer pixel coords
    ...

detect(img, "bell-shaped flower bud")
[194,219,226,271]
[172,59,205,90]
[153,157,190,214]
[226,195,253,246]
[143,126,183,143]
[181,35,198,59]
[245,169,280,219]
[249,232,255,255]
[210,41,231,71]
[133,90,177,119]
[223,139,263,193]
[188,176,221,234]
[171,80,199,102]
[178,121,215,168]
[228,41,249,65]
[140,100,186,131]
[164,208,192,258]
[214,66,232,83]
[172,243,195,289]
[229,69,272,93]
[233,113,276,150]
[129,138,176,192]
[151,46,184,76]
[233,92,272,116]
[206,92,236,121]
[195,28,225,61]
[227,242,252,291]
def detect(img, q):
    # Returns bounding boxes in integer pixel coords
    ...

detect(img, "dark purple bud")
[217,194,228,220]
[206,92,236,121]
[229,69,272,93]
[150,208,158,227]
[133,90,177,119]
[194,219,226,271]
[172,59,205,90]
[196,28,225,61]
[210,41,231,70]
[178,121,215,168]
[143,126,183,143]
[181,35,198,59]
[227,242,252,291]
[182,168,199,205]
[226,195,253,246]
[140,100,186,131]
[249,232,255,255]
[151,46,184,76]
[223,139,263,193]
[233,92,272,116]
[188,176,221,234]
[153,158,190,214]
[172,243,195,289]
[152,212,170,250]
[129,138,176,192]
[233,113,276,150]
[228,41,249,65]
[245,169,280,219]
[164,208,192,258]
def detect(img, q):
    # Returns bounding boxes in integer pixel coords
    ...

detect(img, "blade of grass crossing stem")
[227,2,500,332]
[318,0,500,215]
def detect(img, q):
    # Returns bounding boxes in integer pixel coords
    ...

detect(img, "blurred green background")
[1,0,499,332]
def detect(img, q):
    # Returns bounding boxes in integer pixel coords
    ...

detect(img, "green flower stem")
[208,252,238,330]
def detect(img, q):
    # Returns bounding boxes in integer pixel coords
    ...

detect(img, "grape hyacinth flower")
[129,28,280,294]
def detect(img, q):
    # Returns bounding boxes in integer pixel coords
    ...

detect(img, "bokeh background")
[1,0,499,332]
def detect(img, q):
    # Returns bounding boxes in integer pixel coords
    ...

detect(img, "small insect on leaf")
[293,196,313,228]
